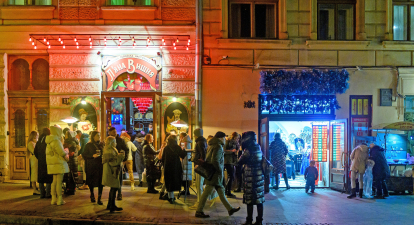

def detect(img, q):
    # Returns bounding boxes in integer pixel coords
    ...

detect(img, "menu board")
[312,125,328,162]
[332,124,344,161]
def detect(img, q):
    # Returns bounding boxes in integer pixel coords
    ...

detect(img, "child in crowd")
[304,160,318,193]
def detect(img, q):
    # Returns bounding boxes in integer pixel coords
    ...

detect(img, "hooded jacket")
[350,145,369,173]
[370,145,390,180]
[205,137,225,186]
[133,137,145,174]
[192,136,207,163]
[46,126,69,175]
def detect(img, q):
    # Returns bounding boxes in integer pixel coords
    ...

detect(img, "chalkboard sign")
[380,89,392,106]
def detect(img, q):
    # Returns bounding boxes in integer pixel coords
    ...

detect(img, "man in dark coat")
[190,128,208,209]
[109,127,129,200]
[238,131,265,225]
[162,135,187,203]
[143,134,160,194]
[195,131,240,218]
[269,133,290,189]
[34,127,53,198]
[369,144,390,199]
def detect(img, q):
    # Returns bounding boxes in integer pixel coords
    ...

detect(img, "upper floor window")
[393,0,414,41]
[229,0,277,39]
[318,0,355,40]
[108,0,152,6]
[7,0,51,5]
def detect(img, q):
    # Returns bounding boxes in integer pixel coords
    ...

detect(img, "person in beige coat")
[46,125,69,206]
[347,143,369,199]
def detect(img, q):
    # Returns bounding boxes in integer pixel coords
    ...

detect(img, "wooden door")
[259,117,269,192]
[9,97,49,180]
[329,119,348,192]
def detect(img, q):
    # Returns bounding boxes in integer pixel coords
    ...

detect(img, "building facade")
[0,0,198,181]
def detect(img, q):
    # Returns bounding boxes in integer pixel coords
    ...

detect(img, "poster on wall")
[73,104,97,134]
[164,102,189,136]
[352,118,369,146]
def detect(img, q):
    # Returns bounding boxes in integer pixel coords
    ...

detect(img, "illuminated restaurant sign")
[312,125,328,162]
[102,55,161,91]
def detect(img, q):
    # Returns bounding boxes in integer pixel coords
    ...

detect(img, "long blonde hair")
[28,131,38,143]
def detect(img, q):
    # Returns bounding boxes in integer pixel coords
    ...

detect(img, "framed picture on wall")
[380,89,393,106]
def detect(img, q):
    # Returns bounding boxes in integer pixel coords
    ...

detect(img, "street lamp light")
[61,116,78,127]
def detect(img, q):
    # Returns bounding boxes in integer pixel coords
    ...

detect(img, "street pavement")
[0,182,413,225]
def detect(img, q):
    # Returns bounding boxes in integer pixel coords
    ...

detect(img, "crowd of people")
[27,125,271,225]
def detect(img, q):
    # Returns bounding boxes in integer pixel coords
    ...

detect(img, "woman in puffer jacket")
[63,130,80,195]
[347,143,369,199]
[238,131,265,225]
[179,133,193,196]
[46,125,69,206]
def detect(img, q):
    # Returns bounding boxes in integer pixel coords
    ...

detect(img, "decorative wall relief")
[162,81,194,94]
[50,108,71,123]
[162,0,195,7]
[59,0,98,20]
[163,54,195,66]
[49,54,99,66]
[161,8,196,21]
[50,81,100,93]
[50,67,101,79]
[163,68,195,80]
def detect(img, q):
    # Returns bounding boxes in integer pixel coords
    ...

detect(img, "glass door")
[329,119,348,192]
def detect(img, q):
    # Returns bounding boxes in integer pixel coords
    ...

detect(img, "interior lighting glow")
[48,45,51,49]
[61,41,63,44]
[34,45,37,49]
[104,37,107,42]
[58,37,61,42]
[47,41,49,45]
[173,42,176,46]
[132,37,135,42]
[188,38,190,43]
[74,37,77,42]
[147,37,150,43]
[76,42,79,45]
[43,37,46,42]
[176,38,179,43]
[32,42,34,45]
[29,37,32,42]
[186,46,189,51]
[63,45,65,49]
[174,46,176,50]
[162,37,165,43]
[77,45,79,49]
[89,36,92,41]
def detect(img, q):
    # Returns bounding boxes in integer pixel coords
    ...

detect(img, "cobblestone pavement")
[0,182,413,225]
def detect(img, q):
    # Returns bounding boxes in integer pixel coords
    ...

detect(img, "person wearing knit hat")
[189,128,207,209]
[195,131,240,218]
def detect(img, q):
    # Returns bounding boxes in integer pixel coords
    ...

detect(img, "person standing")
[63,131,80,195]
[102,136,125,212]
[46,125,69,206]
[234,133,243,193]
[369,143,390,199]
[78,132,90,190]
[269,133,290,190]
[179,133,193,195]
[347,143,369,199]
[189,128,208,209]
[162,135,187,203]
[108,127,129,200]
[133,134,145,187]
[238,131,265,225]
[195,131,241,218]
[224,132,240,198]
[34,128,53,198]
[120,132,137,191]
[143,134,161,194]
[82,131,104,205]
[27,131,40,195]
[304,160,318,194]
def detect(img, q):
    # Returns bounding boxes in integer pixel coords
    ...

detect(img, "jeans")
[51,174,64,203]
[196,184,233,213]
[125,160,134,184]
[195,173,205,203]
[305,178,315,192]
[39,183,51,197]
[224,164,235,194]
[351,171,364,189]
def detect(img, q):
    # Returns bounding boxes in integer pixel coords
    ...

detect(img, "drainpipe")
[195,0,203,128]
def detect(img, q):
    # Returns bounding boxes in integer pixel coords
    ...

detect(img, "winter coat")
[79,133,90,156]
[64,137,79,176]
[179,135,193,181]
[133,138,144,174]
[224,138,239,165]
[269,138,288,174]
[350,145,369,173]
[27,141,38,182]
[238,143,265,205]
[102,146,124,188]
[162,140,187,192]
[114,135,129,162]
[205,137,225,187]
[192,136,207,164]
[82,141,104,187]
[46,126,69,175]
[304,166,318,181]
[370,145,390,180]
[34,134,53,183]
[143,141,161,180]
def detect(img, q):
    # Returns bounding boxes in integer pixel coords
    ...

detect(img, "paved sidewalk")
[0,182,413,225]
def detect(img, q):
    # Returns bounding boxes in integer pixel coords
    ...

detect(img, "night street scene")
[1,0,414,225]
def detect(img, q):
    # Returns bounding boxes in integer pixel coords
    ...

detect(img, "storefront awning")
[370,122,414,131]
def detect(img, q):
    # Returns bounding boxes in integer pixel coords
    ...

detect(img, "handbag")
[194,159,216,181]
[154,157,162,167]
[262,156,273,176]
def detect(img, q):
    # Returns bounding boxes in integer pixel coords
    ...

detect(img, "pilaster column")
[356,0,367,40]
[385,0,393,41]
[310,0,318,40]
[0,53,9,182]
[279,0,288,39]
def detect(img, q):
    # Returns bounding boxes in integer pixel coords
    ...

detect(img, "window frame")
[228,0,279,39]
[106,0,153,6]
[7,0,52,6]
[393,0,414,41]
[317,0,356,40]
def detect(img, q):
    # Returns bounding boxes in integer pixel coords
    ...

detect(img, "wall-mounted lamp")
[81,97,87,105]
[172,95,177,102]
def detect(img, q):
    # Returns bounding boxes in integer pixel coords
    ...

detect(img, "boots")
[242,218,253,225]
[131,183,135,191]
[159,192,165,200]
[57,196,65,206]
[347,188,356,199]
[97,194,103,205]
[90,192,96,203]
[253,217,263,225]
[359,189,363,198]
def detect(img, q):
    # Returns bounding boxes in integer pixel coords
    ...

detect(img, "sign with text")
[312,125,328,162]
[102,55,161,91]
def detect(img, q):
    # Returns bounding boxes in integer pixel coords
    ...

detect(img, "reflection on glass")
[318,4,335,40]
[255,4,275,38]
[230,4,251,38]
[393,5,407,40]
[338,4,354,40]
